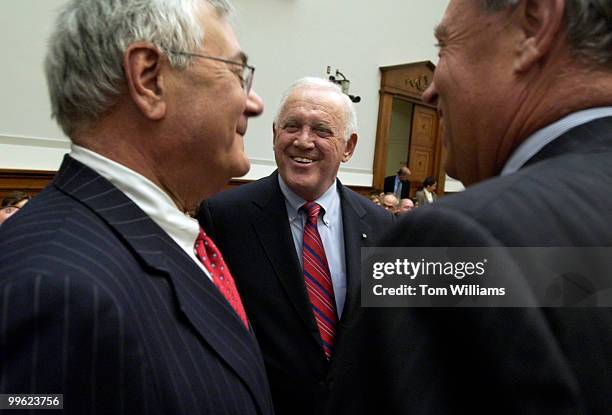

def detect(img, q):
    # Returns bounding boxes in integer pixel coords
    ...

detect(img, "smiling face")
[422,0,522,185]
[273,86,357,201]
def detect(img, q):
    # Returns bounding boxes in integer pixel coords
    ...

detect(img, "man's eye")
[315,129,332,138]
[284,125,299,132]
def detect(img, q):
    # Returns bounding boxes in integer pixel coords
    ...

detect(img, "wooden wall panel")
[0,169,56,199]
[0,170,372,200]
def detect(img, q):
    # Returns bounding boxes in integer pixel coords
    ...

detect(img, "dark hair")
[1,191,31,208]
[422,176,437,188]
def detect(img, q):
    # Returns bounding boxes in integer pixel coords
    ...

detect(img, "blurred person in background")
[0,191,31,226]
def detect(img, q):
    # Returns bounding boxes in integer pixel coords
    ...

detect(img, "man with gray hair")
[199,77,393,415]
[0,0,272,414]
[330,0,612,414]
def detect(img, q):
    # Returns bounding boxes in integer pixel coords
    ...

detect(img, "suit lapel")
[249,173,322,346]
[53,156,268,414]
[337,183,371,323]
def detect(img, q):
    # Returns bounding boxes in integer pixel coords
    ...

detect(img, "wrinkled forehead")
[279,87,346,122]
[435,0,494,42]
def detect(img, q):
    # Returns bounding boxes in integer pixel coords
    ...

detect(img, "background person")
[381,193,399,213]
[415,176,438,206]
[396,198,414,214]
[384,166,411,199]
[0,191,31,225]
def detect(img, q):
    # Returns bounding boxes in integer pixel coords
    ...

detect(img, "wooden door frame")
[372,61,445,197]
[372,94,433,188]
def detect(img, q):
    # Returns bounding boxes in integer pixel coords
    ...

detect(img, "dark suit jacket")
[0,156,274,415]
[199,172,394,415]
[328,117,612,414]
[384,175,410,199]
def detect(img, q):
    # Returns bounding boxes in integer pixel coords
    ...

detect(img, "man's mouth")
[291,156,314,164]
[237,119,248,136]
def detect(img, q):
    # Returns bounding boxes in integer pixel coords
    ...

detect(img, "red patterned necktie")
[194,228,249,329]
[301,202,338,360]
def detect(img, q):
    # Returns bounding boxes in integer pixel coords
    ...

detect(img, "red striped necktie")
[194,228,249,329]
[301,202,338,360]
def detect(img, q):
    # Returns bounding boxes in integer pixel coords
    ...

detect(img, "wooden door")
[407,105,439,197]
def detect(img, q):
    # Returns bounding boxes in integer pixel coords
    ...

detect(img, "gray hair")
[481,0,612,68]
[45,0,233,137]
[273,77,358,141]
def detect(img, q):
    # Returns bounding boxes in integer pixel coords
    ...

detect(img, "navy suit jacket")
[328,117,612,414]
[384,175,410,199]
[199,172,394,415]
[0,156,274,415]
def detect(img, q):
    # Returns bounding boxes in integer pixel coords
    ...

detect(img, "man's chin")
[232,158,251,179]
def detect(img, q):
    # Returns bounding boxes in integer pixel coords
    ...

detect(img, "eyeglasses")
[169,51,255,94]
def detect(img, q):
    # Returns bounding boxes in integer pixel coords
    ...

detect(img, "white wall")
[0,0,70,170]
[0,0,455,187]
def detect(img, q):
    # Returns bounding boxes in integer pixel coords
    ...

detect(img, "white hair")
[273,77,358,140]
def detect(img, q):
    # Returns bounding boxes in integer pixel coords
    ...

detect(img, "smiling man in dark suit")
[329,0,612,414]
[200,77,393,415]
[0,1,272,414]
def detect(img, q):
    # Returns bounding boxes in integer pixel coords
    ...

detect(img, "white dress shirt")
[69,145,211,280]
[424,188,434,204]
[278,175,347,317]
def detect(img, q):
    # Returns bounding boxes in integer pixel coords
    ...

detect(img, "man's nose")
[293,129,315,148]
[245,89,264,117]
[422,80,438,106]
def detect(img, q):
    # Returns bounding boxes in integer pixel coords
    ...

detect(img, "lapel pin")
[362,233,367,239]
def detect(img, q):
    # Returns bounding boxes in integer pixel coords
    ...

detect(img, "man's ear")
[123,43,167,120]
[342,133,358,163]
[513,0,565,73]
[272,123,277,146]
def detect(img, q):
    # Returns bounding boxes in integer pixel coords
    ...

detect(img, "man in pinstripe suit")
[0,0,272,414]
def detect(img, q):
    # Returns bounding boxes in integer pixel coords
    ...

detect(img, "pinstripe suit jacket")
[0,156,274,415]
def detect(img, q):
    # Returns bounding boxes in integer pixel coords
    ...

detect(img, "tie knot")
[302,202,321,221]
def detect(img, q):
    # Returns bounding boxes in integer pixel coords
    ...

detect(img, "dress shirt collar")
[69,145,208,275]
[278,174,339,227]
[501,106,612,175]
